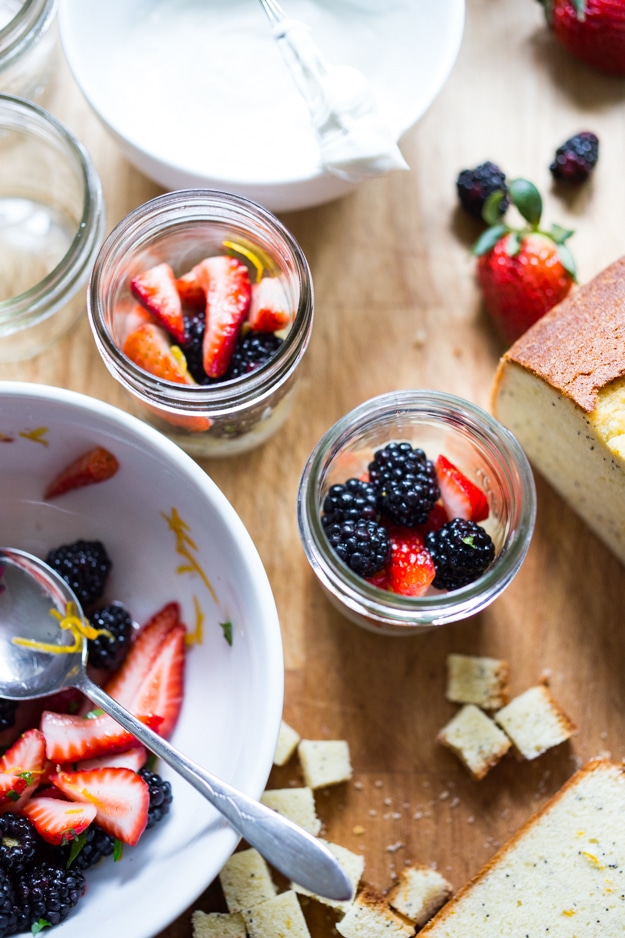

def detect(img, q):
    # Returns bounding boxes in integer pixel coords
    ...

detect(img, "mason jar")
[0,0,59,101]
[88,189,314,458]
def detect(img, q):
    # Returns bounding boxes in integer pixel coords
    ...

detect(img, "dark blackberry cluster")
[321,479,378,527]
[456,161,509,219]
[139,768,173,829]
[368,442,440,527]
[45,540,112,608]
[87,603,134,671]
[550,131,599,185]
[324,519,391,578]
[223,330,283,380]
[0,816,37,874]
[181,310,210,385]
[0,699,17,733]
[425,518,495,590]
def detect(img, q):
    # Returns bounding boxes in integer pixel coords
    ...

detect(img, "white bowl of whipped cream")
[59,0,465,213]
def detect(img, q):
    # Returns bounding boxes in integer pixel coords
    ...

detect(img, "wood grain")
[2,1,625,935]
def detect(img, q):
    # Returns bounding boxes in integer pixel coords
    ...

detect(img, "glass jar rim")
[0,0,57,68]
[88,188,314,415]
[0,93,105,330]
[297,389,537,629]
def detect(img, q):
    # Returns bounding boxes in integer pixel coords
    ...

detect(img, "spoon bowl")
[0,547,353,903]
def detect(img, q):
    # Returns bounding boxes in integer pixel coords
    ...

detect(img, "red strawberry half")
[247,277,293,332]
[50,767,150,846]
[77,745,148,773]
[40,709,158,763]
[45,446,119,499]
[20,795,97,845]
[130,623,186,739]
[130,262,187,344]
[195,256,251,378]
[175,269,205,312]
[123,323,196,385]
[386,527,436,597]
[0,727,47,811]
[435,454,489,523]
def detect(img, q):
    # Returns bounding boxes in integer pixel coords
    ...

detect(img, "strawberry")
[45,446,119,499]
[194,256,251,378]
[130,623,185,739]
[435,454,489,523]
[0,772,28,807]
[104,602,182,709]
[77,745,148,773]
[40,709,158,763]
[538,0,625,76]
[114,302,158,347]
[247,277,293,332]
[130,262,187,344]
[20,795,97,845]
[386,527,436,597]
[123,323,197,385]
[0,727,47,811]
[49,767,150,846]
[473,178,576,344]
[175,269,205,311]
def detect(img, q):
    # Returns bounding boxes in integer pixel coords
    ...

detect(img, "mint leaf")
[220,621,233,646]
[472,224,508,257]
[509,178,542,226]
[31,920,51,936]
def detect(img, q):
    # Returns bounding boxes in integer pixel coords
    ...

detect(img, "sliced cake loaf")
[491,254,625,564]
[419,759,625,936]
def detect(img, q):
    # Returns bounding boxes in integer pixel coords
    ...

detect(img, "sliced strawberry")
[0,728,48,811]
[130,262,187,344]
[104,602,182,708]
[50,768,149,846]
[417,502,449,536]
[45,446,119,499]
[367,568,390,591]
[123,323,197,385]
[77,745,148,773]
[247,277,293,332]
[0,772,28,808]
[435,454,489,523]
[386,527,436,597]
[195,256,251,378]
[40,710,158,764]
[20,795,97,845]
[115,302,158,347]
[130,623,186,738]
[175,269,205,311]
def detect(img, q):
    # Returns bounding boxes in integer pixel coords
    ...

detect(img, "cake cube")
[336,885,414,937]
[292,839,364,913]
[446,653,510,710]
[298,739,352,789]
[387,864,452,927]
[219,848,276,913]
[494,684,576,759]
[242,890,311,938]
[260,787,321,836]
[438,704,511,780]
[273,719,301,766]
[191,910,247,938]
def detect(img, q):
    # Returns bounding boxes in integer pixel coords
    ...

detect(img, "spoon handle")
[77,673,352,903]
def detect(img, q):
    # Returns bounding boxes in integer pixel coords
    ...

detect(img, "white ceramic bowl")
[58,0,465,212]
[0,381,283,938]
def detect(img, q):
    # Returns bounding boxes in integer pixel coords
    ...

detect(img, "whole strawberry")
[473,179,576,344]
[538,0,625,76]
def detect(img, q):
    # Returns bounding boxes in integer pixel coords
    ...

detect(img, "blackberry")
[456,161,509,219]
[0,814,38,874]
[0,869,17,938]
[550,131,599,184]
[139,768,173,829]
[87,603,134,671]
[13,861,86,930]
[0,699,17,733]
[425,518,495,591]
[45,539,112,607]
[325,519,391,578]
[368,442,440,527]
[223,330,283,380]
[181,311,210,385]
[321,479,378,527]
[56,825,115,872]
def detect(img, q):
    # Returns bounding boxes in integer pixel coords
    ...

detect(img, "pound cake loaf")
[491,255,625,564]
[419,759,625,936]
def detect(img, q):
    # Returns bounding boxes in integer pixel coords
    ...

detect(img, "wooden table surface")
[3,1,625,934]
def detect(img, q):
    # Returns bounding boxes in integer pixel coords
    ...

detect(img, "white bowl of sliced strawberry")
[297,390,537,635]
[0,382,283,937]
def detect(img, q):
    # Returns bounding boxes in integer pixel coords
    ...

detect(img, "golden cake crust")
[493,254,625,413]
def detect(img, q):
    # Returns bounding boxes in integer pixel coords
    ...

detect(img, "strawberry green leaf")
[505,232,522,257]
[557,243,578,280]
[472,224,508,257]
[572,0,587,20]
[549,223,575,244]
[482,190,507,226]
[509,178,542,227]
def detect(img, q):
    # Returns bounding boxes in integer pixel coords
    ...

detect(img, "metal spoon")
[0,547,353,902]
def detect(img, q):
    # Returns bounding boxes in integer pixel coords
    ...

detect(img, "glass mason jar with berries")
[297,390,536,635]
[88,189,313,457]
